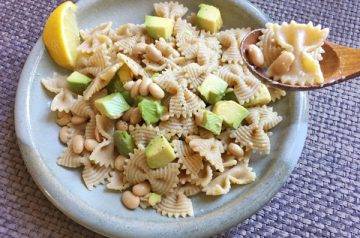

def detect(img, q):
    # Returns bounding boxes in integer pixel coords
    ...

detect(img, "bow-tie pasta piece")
[273,21,329,52]
[95,114,114,140]
[71,96,95,118]
[111,24,147,54]
[203,161,256,195]
[267,85,286,102]
[230,124,271,154]
[41,73,68,94]
[153,1,188,20]
[124,148,150,184]
[77,44,113,77]
[89,139,115,167]
[180,63,209,89]
[148,163,180,195]
[159,115,198,137]
[83,63,120,100]
[129,124,165,147]
[189,138,225,172]
[106,171,130,191]
[57,147,86,168]
[155,191,194,218]
[82,160,112,190]
[258,21,329,85]
[51,88,77,113]
[246,106,283,131]
[179,183,202,197]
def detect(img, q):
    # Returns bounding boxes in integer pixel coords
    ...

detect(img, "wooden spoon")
[240,29,360,90]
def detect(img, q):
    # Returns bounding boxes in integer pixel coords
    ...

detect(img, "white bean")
[59,126,70,144]
[268,51,295,77]
[84,139,98,152]
[160,113,170,121]
[227,143,244,157]
[72,135,84,154]
[114,155,127,171]
[149,83,165,99]
[123,81,135,91]
[139,77,152,96]
[121,191,140,210]
[247,44,264,67]
[130,79,142,98]
[132,182,151,197]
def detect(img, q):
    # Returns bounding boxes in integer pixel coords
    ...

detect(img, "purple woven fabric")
[0,0,359,237]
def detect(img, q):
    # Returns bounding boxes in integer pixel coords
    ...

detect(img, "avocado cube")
[114,131,135,156]
[201,110,223,135]
[117,64,134,84]
[66,71,92,94]
[196,4,223,33]
[145,136,176,169]
[197,74,228,104]
[243,84,271,107]
[94,93,130,119]
[145,15,174,40]
[107,76,135,106]
[148,193,161,206]
[138,98,164,125]
[222,88,238,102]
[213,101,249,129]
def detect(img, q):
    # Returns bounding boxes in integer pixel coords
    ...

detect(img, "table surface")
[1,0,359,237]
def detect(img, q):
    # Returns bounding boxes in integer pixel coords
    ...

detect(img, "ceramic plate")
[15,0,308,237]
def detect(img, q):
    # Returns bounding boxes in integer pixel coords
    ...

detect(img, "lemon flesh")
[43,1,80,69]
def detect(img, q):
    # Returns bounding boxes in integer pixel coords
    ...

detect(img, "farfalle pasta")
[41,1,287,218]
[253,21,329,86]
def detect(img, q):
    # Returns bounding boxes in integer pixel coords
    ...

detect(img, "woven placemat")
[0,0,359,237]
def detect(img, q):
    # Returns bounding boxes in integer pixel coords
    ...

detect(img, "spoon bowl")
[240,29,360,90]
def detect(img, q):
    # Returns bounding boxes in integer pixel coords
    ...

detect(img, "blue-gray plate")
[15,0,308,237]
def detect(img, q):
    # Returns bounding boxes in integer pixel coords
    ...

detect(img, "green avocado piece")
[243,84,271,107]
[66,71,92,94]
[148,193,161,206]
[113,131,135,156]
[138,98,164,124]
[107,76,135,106]
[145,136,176,169]
[201,110,223,135]
[213,100,249,129]
[196,4,223,33]
[223,88,238,102]
[145,15,174,40]
[197,74,228,104]
[94,93,130,119]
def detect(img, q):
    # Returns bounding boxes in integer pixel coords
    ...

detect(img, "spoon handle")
[328,42,360,80]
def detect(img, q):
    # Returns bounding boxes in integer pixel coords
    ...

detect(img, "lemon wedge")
[43,1,80,69]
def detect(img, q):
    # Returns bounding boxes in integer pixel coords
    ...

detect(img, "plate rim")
[15,0,309,237]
